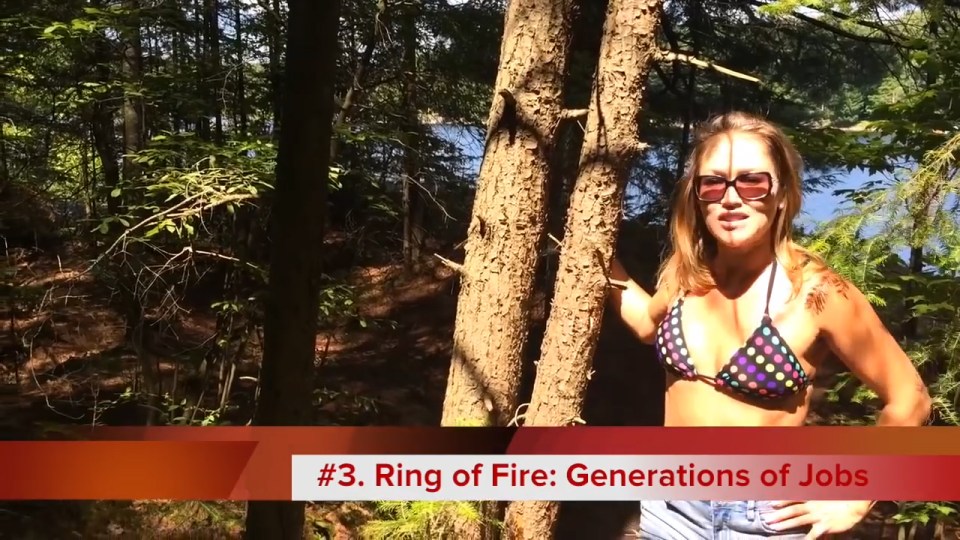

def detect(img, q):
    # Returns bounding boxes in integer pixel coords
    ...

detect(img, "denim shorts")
[638,500,811,539]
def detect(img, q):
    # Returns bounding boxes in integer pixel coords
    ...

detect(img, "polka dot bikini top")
[654,260,810,400]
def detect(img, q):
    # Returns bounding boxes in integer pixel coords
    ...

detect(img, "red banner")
[0,426,955,500]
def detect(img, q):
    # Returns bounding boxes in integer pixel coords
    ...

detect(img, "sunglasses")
[693,172,773,202]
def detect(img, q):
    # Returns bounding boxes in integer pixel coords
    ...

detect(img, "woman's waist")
[662,384,810,427]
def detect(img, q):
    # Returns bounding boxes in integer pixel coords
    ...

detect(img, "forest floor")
[0,244,955,539]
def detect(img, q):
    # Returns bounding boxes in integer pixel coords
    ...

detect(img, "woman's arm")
[606,258,670,345]
[816,274,932,426]
[766,274,930,536]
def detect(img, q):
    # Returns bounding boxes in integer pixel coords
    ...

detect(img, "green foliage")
[632,0,898,219]
[807,133,960,430]
[360,501,493,540]
[892,501,958,527]
[317,281,361,327]
[119,137,275,242]
[159,393,225,426]
[802,203,900,307]
[798,0,960,446]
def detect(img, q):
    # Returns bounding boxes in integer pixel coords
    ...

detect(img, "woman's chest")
[676,292,825,376]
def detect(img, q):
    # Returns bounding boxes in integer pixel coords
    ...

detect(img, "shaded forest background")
[1,0,960,538]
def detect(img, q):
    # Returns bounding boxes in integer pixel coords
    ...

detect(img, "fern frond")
[931,395,960,426]
[360,501,488,540]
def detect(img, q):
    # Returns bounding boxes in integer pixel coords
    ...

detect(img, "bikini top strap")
[763,259,778,317]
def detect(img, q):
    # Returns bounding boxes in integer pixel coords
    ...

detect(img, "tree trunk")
[903,24,941,344]
[400,1,425,271]
[267,0,282,137]
[440,2,575,538]
[205,0,223,144]
[193,0,208,139]
[441,0,574,427]
[504,0,662,537]
[121,0,144,190]
[235,0,248,136]
[172,0,187,134]
[328,0,385,164]
[902,244,923,340]
[674,0,700,183]
[91,106,120,215]
[89,7,121,216]
[0,120,8,187]
[81,135,93,219]
[242,0,339,538]
[120,0,157,426]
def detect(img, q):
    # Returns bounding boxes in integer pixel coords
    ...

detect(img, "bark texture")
[121,0,144,186]
[441,0,575,429]
[204,0,223,143]
[243,0,339,538]
[504,0,663,537]
[90,25,121,217]
[441,4,575,537]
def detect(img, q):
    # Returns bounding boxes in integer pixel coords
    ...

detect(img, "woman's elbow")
[915,389,933,424]
[886,389,933,425]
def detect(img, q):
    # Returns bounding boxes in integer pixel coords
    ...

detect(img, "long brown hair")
[656,111,825,297]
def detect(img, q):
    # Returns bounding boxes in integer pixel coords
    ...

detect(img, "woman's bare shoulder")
[800,265,855,316]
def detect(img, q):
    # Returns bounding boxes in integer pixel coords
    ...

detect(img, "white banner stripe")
[290,454,891,501]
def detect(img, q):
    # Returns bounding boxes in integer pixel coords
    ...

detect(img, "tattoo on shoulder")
[805,272,850,314]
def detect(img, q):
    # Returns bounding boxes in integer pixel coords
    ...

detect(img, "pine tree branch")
[561,109,589,121]
[657,51,761,83]
[433,253,463,273]
[746,0,926,50]
[790,10,904,48]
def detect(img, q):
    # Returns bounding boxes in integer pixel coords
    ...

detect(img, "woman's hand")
[763,500,874,539]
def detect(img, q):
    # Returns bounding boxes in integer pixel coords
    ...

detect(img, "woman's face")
[695,132,781,253]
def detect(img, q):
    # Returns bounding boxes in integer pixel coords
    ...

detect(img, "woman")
[607,111,931,539]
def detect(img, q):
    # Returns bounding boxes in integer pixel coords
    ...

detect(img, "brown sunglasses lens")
[696,173,771,201]
[697,177,729,201]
